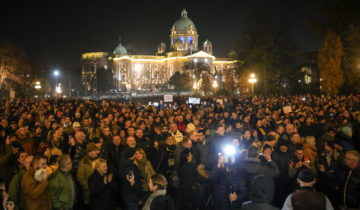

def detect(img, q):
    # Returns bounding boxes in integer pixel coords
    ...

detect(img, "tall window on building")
[179,36,185,43]
[188,37,193,44]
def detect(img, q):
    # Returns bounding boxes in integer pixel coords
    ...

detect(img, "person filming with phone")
[118,148,143,210]
[209,144,247,210]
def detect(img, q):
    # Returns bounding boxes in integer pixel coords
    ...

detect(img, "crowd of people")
[0,94,359,210]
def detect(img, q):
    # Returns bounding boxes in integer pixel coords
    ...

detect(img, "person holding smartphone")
[118,148,142,210]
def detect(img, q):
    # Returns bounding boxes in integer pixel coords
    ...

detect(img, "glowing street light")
[212,80,218,94]
[53,70,60,96]
[248,73,257,93]
[56,83,62,94]
[35,81,41,90]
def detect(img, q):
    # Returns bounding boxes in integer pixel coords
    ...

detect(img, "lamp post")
[212,80,218,95]
[248,73,257,93]
[54,70,59,96]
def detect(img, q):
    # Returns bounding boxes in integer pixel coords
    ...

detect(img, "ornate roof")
[172,9,197,32]
[203,39,212,47]
[113,43,127,55]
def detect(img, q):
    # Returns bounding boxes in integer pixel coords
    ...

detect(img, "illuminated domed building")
[81,9,237,94]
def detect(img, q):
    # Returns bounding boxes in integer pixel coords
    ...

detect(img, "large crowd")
[0,95,359,210]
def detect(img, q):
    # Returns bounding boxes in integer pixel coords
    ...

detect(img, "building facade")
[81,9,237,94]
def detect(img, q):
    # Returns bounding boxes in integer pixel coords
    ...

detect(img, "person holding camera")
[118,147,142,210]
[209,148,247,210]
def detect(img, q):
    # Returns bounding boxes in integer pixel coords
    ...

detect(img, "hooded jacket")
[241,175,279,210]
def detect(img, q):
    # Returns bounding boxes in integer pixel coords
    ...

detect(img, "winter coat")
[21,167,52,210]
[135,159,155,191]
[70,142,86,173]
[282,187,334,210]
[104,143,125,174]
[16,130,35,155]
[178,161,199,207]
[0,144,16,186]
[8,168,26,209]
[118,159,143,203]
[48,169,75,210]
[88,171,117,210]
[209,165,247,210]
[303,143,318,163]
[317,152,341,190]
[77,154,94,205]
[338,164,360,209]
[273,151,291,180]
[240,157,279,194]
[241,175,279,210]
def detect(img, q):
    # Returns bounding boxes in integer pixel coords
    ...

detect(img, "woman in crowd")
[142,173,174,210]
[134,148,156,192]
[88,158,117,210]
[178,149,199,210]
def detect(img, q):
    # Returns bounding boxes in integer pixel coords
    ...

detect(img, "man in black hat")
[282,169,334,210]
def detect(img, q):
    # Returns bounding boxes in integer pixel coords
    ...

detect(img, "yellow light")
[113,50,217,62]
[35,85,41,89]
[134,64,142,72]
[250,74,255,78]
[212,80,218,88]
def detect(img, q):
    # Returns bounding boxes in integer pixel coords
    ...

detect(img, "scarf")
[142,189,166,210]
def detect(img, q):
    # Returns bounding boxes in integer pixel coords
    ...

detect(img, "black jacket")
[118,159,143,203]
[241,175,279,210]
[104,143,124,174]
[240,157,279,194]
[338,164,360,209]
[209,166,247,210]
[88,171,117,210]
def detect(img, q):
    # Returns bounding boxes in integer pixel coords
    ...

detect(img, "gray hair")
[58,155,71,169]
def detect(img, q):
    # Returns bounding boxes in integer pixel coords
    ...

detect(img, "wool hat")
[298,169,315,182]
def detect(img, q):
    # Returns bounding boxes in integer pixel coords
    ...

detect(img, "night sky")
[1,0,318,82]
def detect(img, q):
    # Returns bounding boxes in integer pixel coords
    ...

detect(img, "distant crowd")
[0,95,359,210]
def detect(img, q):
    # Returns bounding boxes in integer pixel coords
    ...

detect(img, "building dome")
[203,39,212,47]
[113,43,127,55]
[172,9,197,32]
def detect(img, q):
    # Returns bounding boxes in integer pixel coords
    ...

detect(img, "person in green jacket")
[77,143,98,206]
[48,154,76,210]
[8,155,33,209]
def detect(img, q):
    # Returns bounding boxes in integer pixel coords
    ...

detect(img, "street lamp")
[212,80,218,94]
[54,70,60,96]
[248,73,257,93]
[35,81,41,90]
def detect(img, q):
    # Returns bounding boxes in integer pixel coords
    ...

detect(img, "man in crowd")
[282,169,334,210]
[338,150,360,209]
[22,155,51,210]
[49,155,75,210]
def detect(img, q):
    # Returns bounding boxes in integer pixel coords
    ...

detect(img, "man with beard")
[31,126,46,152]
